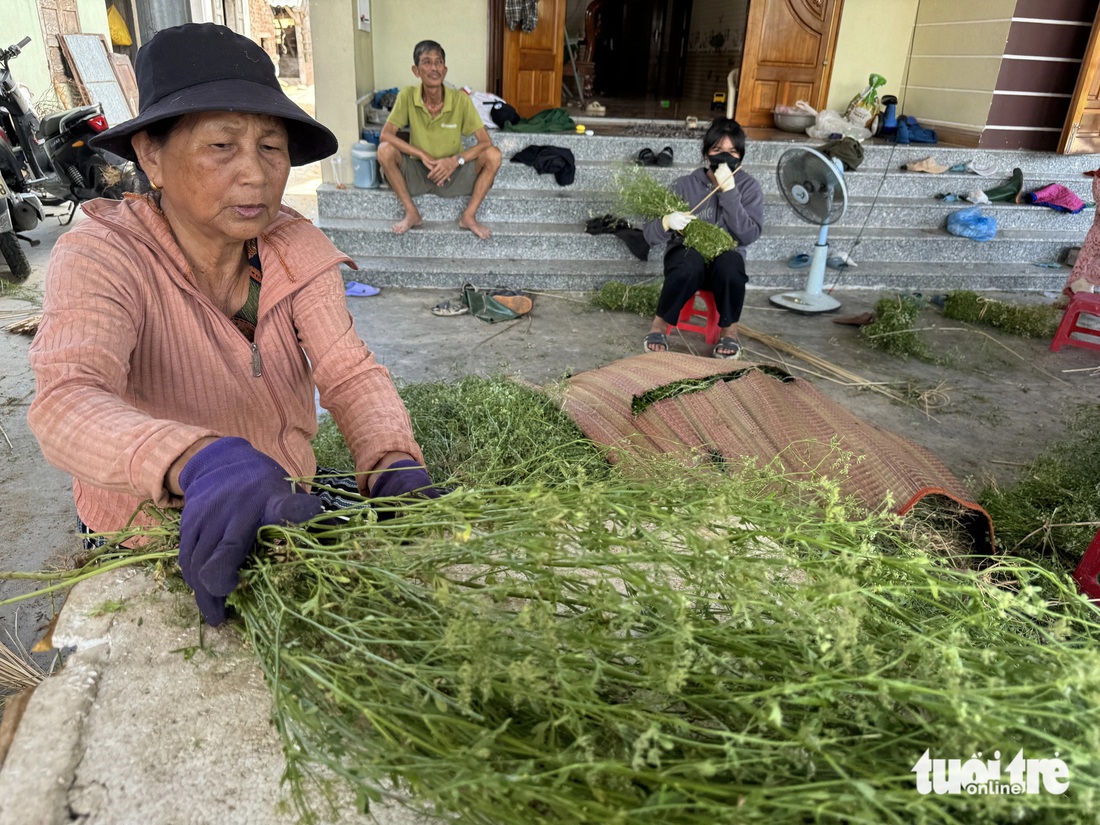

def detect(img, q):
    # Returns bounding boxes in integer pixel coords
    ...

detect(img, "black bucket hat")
[89,23,337,167]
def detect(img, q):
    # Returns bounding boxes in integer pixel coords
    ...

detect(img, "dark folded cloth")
[818,136,864,171]
[583,214,649,259]
[614,228,649,261]
[510,145,576,186]
[894,115,937,145]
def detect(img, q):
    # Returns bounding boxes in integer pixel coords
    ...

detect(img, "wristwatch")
[456,155,466,166]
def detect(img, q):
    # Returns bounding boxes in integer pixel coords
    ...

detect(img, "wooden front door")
[502,0,566,119]
[736,0,844,128]
[1060,5,1100,154]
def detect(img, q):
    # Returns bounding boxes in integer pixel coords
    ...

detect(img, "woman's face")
[138,111,291,248]
[707,135,740,161]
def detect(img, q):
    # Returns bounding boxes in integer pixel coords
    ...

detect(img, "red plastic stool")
[1072,528,1100,601]
[667,290,720,345]
[1050,291,1100,353]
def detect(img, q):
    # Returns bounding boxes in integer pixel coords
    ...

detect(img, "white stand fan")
[770,146,848,314]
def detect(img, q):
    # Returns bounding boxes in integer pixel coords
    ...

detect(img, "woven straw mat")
[561,352,994,550]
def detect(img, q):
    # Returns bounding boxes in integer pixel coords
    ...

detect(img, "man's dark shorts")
[397,156,478,197]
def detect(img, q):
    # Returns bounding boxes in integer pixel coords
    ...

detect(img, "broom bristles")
[0,636,44,692]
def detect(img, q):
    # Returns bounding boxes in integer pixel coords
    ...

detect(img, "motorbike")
[0,35,145,282]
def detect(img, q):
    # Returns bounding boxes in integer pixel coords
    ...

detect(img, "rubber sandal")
[826,256,849,271]
[831,312,875,326]
[656,146,674,167]
[431,300,469,317]
[713,337,742,360]
[643,331,668,353]
[345,281,381,297]
[490,292,533,316]
[788,253,811,269]
[635,148,657,167]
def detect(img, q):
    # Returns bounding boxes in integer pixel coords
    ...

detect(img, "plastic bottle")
[351,140,379,189]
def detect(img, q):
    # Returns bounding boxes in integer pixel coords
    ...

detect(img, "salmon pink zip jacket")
[28,194,422,533]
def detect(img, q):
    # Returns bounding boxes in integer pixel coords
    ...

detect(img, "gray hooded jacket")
[642,166,764,259]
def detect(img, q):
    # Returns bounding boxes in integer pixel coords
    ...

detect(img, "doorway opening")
[562,0,750,120]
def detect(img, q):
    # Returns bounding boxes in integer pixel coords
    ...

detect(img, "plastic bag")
[946,206,997,242]
[107,4,132,47]
[844,73,886,128]
[806,109,871,141]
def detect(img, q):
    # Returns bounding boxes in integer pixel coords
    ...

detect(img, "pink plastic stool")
[668,290,720,345]
[1050,292,1100,353]
[1073,529,1100,601]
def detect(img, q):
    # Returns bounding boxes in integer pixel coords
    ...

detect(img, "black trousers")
[656,244,748,329]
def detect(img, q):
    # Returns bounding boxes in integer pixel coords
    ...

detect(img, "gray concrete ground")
[1,162,1099,822]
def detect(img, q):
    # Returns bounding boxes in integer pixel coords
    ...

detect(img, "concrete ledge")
[0,571,426,825]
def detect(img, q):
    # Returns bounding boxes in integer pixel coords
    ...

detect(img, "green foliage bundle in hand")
[615,166,736,262]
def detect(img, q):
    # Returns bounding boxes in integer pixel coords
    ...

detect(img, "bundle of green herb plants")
[314,376,610,490]
[590,280,661,317]
[860,293,934,360]
[231,458,1100,825]
[981,402,1100,570]
[614,166,735,262]
[942,291,1060,338]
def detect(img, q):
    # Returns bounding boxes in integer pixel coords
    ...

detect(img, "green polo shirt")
[387,85,483,160]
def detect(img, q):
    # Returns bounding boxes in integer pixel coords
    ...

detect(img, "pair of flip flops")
[644,332,742,359]
[636,147,674,167]
[786,253,851,271]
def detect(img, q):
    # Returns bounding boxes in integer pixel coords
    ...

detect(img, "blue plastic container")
[352,140,379,189]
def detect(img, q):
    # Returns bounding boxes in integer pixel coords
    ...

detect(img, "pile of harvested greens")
[860,294,935,360]
[614,166,735,262]
[216,466,1100,822]
[6,377,1100,823]
[943,291,1061,339]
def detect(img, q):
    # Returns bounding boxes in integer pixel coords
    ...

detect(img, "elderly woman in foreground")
[28,23,437,626]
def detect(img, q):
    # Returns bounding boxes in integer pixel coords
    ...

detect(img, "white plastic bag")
[806,108,871,141]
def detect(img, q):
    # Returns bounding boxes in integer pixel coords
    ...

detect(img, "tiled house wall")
[980,0,1098,151]
[902,0,1016,144]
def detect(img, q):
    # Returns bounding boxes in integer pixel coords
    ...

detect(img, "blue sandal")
[788,253,811,269]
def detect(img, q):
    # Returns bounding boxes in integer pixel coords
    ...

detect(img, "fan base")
[769,291,841,314]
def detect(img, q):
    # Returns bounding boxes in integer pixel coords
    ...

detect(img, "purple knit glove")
[179,437,323,625]
[369,459,442,503]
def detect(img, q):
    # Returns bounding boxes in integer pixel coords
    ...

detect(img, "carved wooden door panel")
[736,0,843,128]
[503,0,566,119]
[1060,5,1100,154]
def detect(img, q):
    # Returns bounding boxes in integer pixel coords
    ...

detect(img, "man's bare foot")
[392,213,422,235]
[459,215,491,240]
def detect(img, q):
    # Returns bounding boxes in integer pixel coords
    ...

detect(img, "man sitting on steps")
[378,40,502,239]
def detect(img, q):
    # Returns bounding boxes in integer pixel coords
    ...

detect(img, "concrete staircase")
[317,130,1096,292]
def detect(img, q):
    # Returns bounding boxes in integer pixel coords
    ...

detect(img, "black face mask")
[708,151,741,172]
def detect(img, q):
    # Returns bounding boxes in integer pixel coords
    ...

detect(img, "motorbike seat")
[41,106,101,138]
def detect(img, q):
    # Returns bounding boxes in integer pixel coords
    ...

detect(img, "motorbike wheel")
[0,231,30,284]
